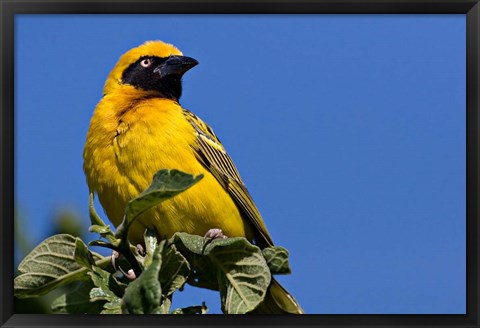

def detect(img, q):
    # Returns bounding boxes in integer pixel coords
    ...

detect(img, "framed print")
[1,1,479,327]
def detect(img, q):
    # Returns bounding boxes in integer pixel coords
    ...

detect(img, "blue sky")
[15,15,466,314]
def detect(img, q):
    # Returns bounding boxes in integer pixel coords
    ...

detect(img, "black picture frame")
[1,1,478,327]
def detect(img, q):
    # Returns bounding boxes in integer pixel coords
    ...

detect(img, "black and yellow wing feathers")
[183,109,274,248]
[184,109,304,313]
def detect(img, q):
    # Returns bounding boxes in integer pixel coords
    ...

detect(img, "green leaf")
[209,238,271,314]
[159,296,172,314]
[170,232,205,255]
[262,246,291,275]
[172,302,208,314]
[170,233,219,291]
[171,232,271,314]
[143,229,158,268]
[87,265,124,313]
[14,234,103,298]
[51,281,105,314]
[115,169,203,238]
[73,238,126,302]
[88,224,115,239]
[89,287,111,302]
[89,266,125,298]
[89,192,117,244]
[101,297,123,314]
[88,284,124,314]
[158,244,190,297]
[122,241,164,314]
[74,238,96,270]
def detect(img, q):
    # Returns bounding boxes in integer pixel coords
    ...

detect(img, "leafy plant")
[14,169,292,314]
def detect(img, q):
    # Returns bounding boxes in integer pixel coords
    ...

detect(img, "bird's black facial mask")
[121,55,198,101]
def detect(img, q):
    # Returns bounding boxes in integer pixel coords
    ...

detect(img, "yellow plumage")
[83,40,303,314]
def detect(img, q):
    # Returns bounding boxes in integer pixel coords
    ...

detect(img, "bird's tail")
[252,277,304,314]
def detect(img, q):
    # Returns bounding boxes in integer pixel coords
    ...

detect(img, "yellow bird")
[83,40,303,314]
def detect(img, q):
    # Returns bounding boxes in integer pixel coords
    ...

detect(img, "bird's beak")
[154,55,199,78]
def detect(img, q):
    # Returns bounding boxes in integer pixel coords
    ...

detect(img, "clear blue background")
[15,15,466,314]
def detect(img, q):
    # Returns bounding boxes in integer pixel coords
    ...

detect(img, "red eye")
[140,58,152,68]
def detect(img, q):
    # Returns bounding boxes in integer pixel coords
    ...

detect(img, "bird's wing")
[183,109,274,247]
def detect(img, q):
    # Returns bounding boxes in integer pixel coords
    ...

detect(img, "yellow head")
[103,40,198,100]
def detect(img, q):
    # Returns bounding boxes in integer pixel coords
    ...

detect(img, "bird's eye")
[140,58,152,68]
